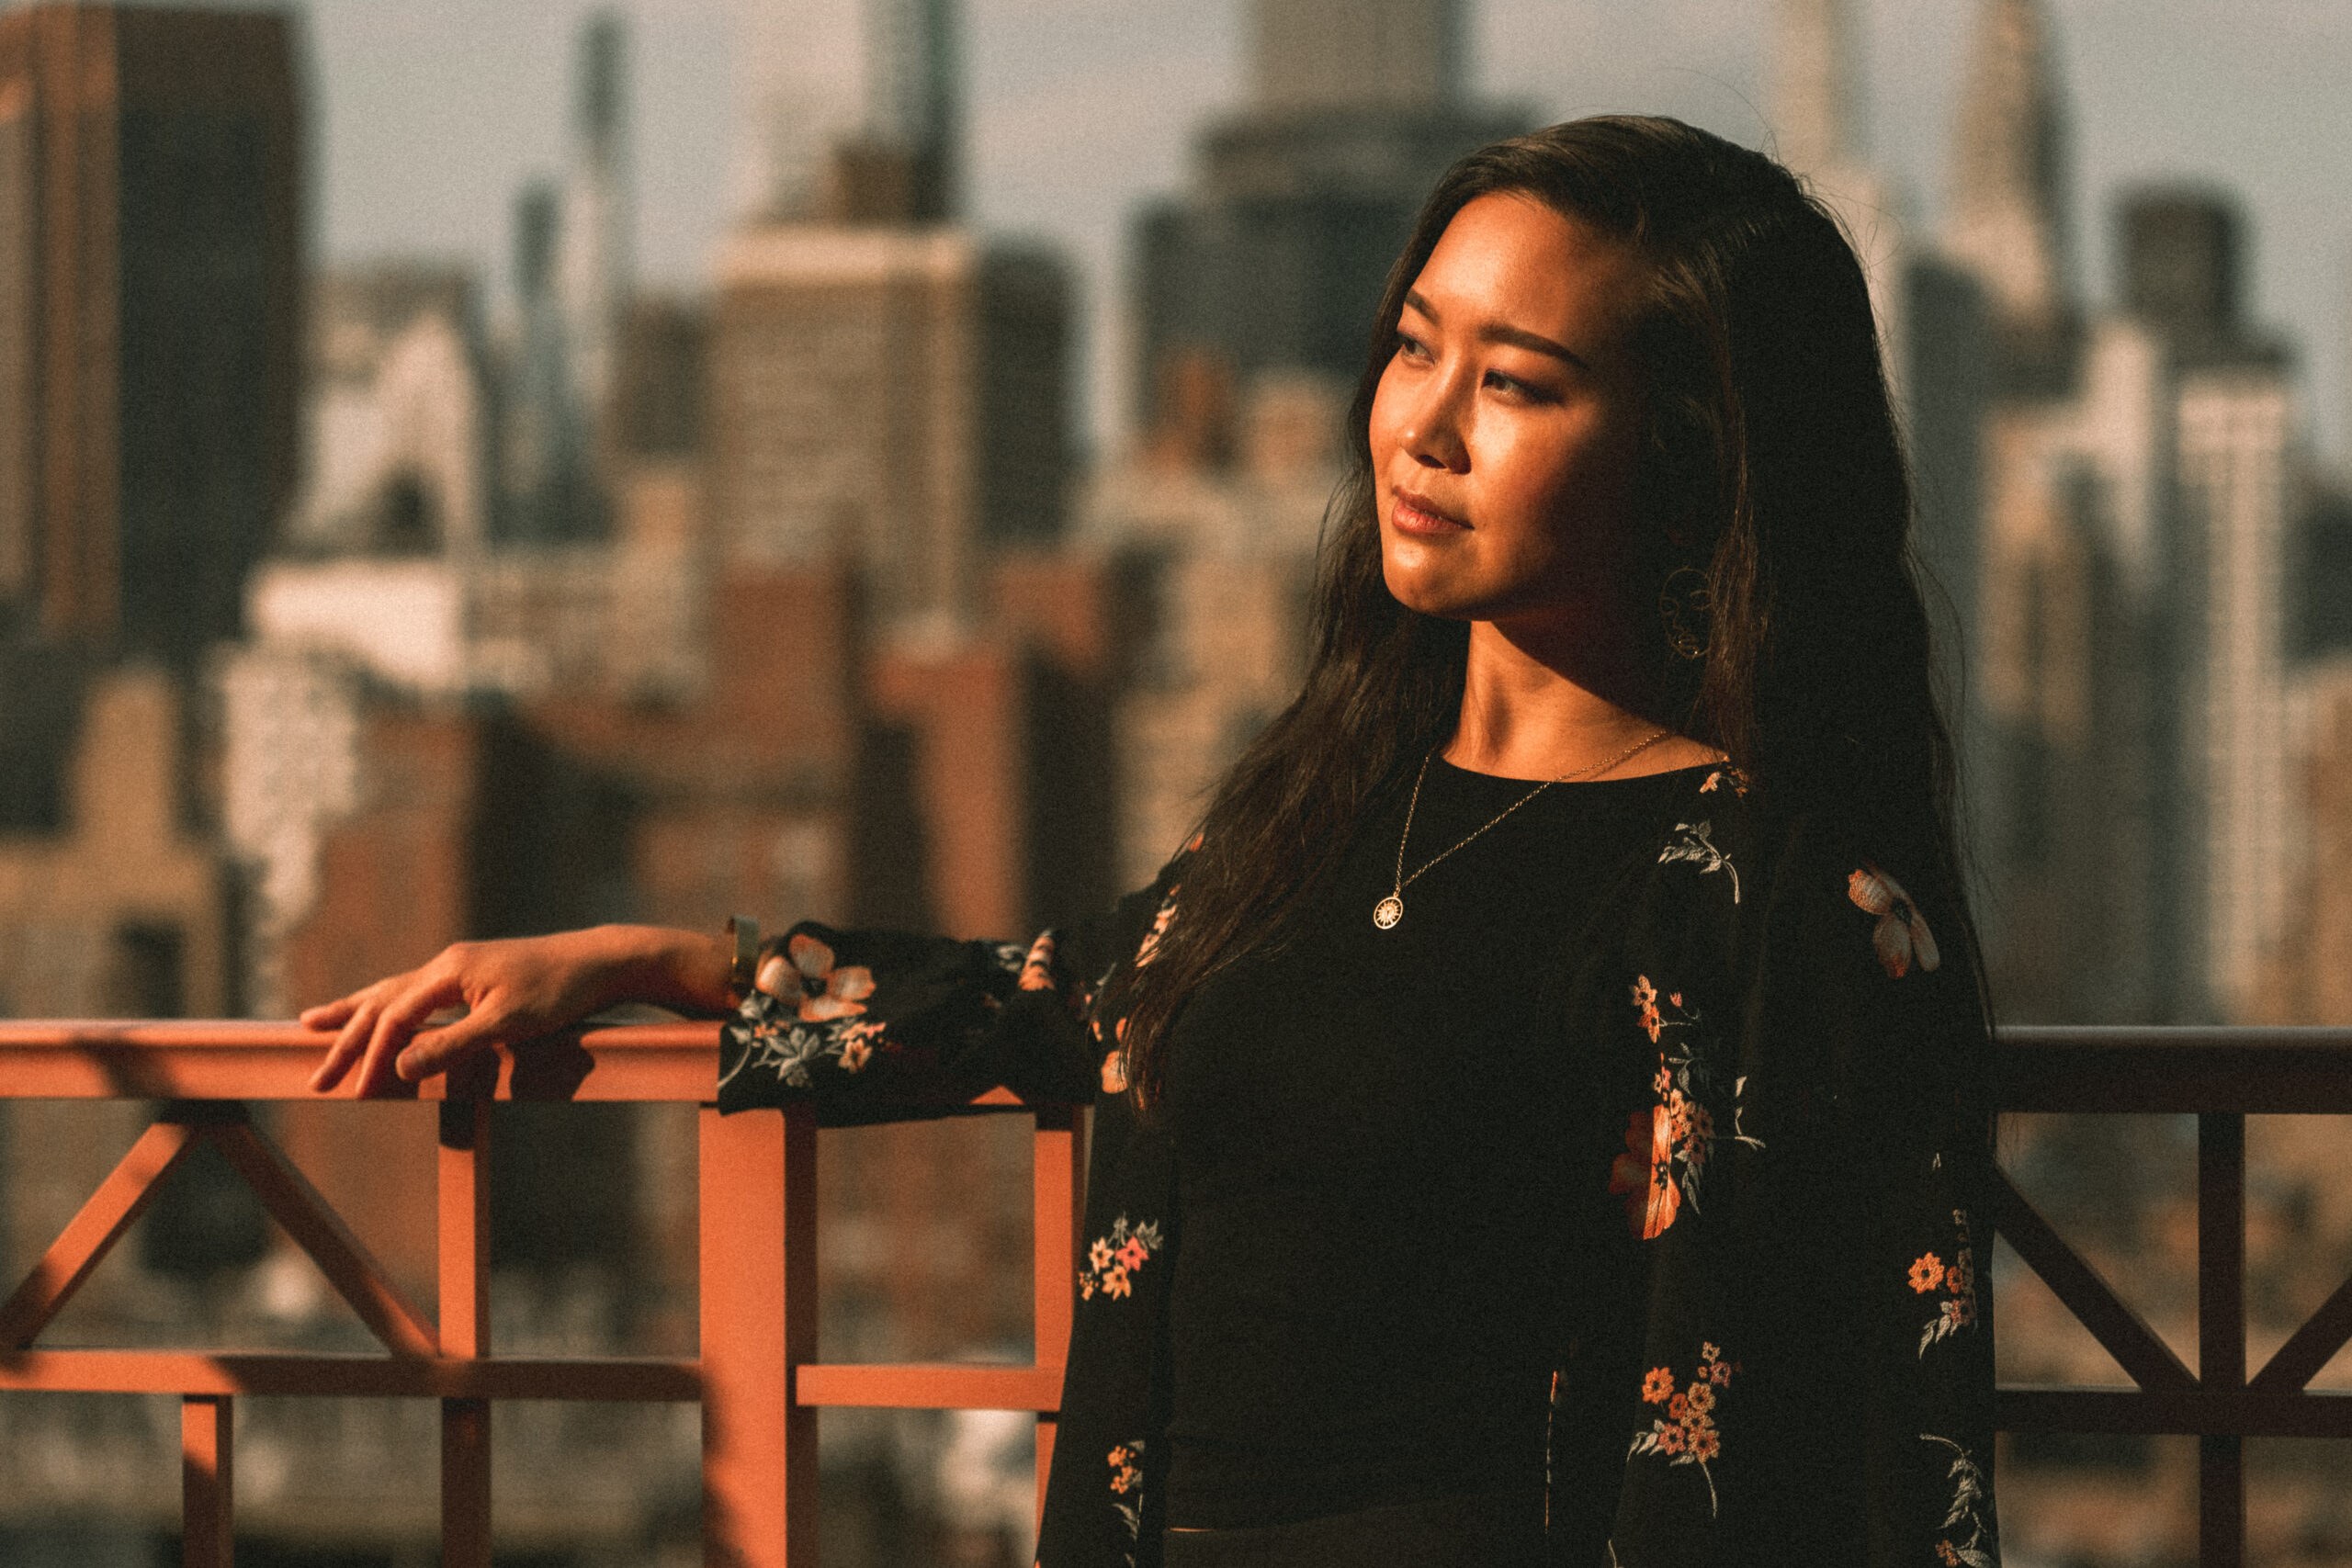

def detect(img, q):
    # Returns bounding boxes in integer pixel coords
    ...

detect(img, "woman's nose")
[1399,378,1469,473]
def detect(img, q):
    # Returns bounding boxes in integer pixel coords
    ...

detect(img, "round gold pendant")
[1374,895,1403,930]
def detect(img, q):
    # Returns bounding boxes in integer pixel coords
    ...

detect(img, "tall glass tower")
[1129,0,1524,431]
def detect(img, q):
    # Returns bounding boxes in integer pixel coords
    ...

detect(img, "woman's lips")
[1390,488,1469,536]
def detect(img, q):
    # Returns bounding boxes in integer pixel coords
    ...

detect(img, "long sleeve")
[715,880,1169,1123]
[708,855,1197,1568]
[1590,801,2000,1567]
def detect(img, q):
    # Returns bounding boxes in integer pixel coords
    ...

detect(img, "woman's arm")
[1590,806,1998,1564]
[305,924,735,1098]
[308,837,1189,1109]
[714,900,1154,1122]
[1715,829,1998,1561]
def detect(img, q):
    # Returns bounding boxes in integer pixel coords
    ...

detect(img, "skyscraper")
[1953,0,2169,1022]
[559,10,633,431]
[0,3,301,665]
[710,0,1067,624]
[492,12,636,544]
[707,227,1070,622]
[1947,0,2303,1023]
[1131,0,1524,421]
[739,0,958,225]
[500,179,605,541]
[1941,0,2076,391]
[2137,190,2297,1022]
[0,17,297,1513]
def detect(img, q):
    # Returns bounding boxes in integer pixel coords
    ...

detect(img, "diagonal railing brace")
[2250,1264,2352,1393]
[0,1119,205,1350]
[1993,1165,2198,1392]
[207,1116,437,1359]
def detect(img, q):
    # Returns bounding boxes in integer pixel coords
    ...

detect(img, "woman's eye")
[1395,332,1432,362]
[1484,369,1554,402]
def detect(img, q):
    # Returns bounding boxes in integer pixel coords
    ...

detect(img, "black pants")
[1159,1492,1546,1568]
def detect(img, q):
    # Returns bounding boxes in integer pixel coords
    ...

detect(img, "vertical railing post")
[181,1393,233,1568]
[2198,1111,2245,1568]
[1032,1104,1084,1517]
[439,1098,493,1568]
[701,1102,817,1567]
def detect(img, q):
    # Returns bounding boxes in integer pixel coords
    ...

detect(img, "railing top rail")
[0,1019,727,1103]
[2000,1025,2352,1049]
[5,1019,2352,1111]
[0,1020,1070,1111]
[1997,1026,2352,1114]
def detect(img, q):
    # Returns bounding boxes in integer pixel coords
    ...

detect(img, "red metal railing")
[0,1020,1080,1567]
[2,1021,2346,1566]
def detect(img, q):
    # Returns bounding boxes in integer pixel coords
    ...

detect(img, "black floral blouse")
[718,768,2000,1568]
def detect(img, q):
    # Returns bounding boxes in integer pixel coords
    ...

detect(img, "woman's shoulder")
[1626,761,1762,911]
[1634,770,1963,980]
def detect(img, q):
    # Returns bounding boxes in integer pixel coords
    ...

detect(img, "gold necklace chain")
[1373,728,1671,931]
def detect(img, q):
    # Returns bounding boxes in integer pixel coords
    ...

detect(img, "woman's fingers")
[309,931,661,1097]
[308,998,381,1093]
[309,977,414,1093]
[347,973,467,1099]
[309,964,443,1093]
[300,995,360,1031]
[395,1009,505,1084]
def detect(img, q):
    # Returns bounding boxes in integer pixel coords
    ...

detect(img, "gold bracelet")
[725,916,761,1006]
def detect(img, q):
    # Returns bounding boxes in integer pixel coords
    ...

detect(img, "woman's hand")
[304,925,735,1097]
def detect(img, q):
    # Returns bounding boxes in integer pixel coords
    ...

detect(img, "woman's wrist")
[578,924,741,1015]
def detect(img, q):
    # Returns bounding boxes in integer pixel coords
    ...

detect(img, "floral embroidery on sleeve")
[1108,1439,1148,1565]
[1922,1435,1996,1566]
[724,935,891,1090]
[1912,1208,1981,1356]
[728,1016,880,1087]
[1848,860,1940,977]
[1699,765,1749,796]
[1629,1342,1737,1512]
[1658,820,1739,903]
[726,1012,888,1089]
[757,933,876,1021]
[1608,979,1762,1238]
[1080,1213,1162,1301]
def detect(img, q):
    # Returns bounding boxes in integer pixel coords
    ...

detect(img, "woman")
[309,118,1998,1567]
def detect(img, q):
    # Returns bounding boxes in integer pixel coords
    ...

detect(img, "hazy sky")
[300,0,2352,464]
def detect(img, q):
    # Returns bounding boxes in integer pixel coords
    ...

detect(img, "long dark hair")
[1116,115,1966,1105]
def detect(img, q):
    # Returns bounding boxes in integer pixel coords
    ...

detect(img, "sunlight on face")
[1368,193,1651,636]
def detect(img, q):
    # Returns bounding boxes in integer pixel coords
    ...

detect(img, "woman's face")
[1369,193,1651,635]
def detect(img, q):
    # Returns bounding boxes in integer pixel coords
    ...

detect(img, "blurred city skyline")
[0,3,2348,1560]
[288,0,2352,462]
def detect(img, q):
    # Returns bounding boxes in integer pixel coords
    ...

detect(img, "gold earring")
[1659,567,1712,660]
